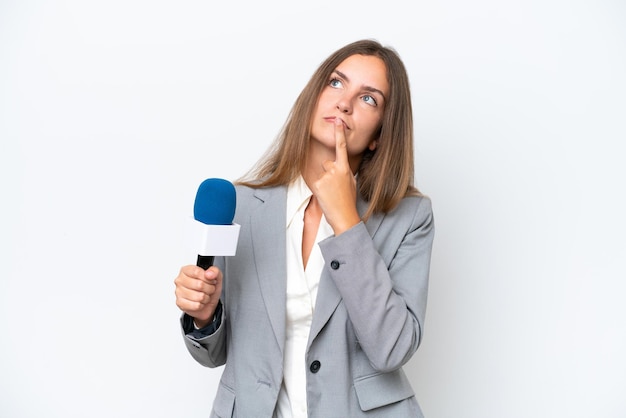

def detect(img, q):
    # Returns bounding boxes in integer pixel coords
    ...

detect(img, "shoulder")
[374,195,434,241]
[393,194,433,224]
[233,183,287,220]
[234,183,257,200]
[234,183,286,203]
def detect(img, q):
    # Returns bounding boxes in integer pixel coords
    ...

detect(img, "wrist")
[192,318,211,329]
[188,300,223,332]
[192,311,215,329]
[332,215,361,236]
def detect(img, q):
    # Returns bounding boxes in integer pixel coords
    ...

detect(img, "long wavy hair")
[237,39,420,220]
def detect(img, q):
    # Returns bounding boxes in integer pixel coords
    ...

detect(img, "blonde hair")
[237,39,420,220]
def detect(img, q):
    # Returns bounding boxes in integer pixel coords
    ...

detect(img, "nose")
[336,96,352,114]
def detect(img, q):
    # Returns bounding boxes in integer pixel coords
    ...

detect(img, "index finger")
[334,117,349,167]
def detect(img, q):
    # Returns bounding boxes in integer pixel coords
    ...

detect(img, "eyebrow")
[333,69,387,102]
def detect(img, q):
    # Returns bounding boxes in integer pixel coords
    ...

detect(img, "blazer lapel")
[307,194,384,346]
[250,186,287,355]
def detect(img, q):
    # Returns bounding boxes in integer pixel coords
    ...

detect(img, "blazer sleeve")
[318,195,434,372]
[179,257,228,368]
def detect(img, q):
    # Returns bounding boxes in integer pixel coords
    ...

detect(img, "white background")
[1,1,625,417]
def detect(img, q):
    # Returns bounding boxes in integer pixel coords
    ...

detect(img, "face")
[310,54,389,161]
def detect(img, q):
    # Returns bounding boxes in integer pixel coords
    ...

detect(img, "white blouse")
[275,176,333,418]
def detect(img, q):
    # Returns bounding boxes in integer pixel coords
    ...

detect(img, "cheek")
[316,91,335,112]
[360,115,382,142]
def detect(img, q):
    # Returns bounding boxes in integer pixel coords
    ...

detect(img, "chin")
[310,132,336,149]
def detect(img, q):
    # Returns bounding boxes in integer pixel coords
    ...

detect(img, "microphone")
[186,178,240,270]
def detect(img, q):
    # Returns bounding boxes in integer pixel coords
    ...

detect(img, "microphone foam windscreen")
[193,178,236,225]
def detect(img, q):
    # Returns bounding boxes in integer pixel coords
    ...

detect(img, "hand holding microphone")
[174,264,222,326]
[174,178,240,326]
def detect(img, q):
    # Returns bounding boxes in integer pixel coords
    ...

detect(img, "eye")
[329,78,343,88]
[362,95,378,106]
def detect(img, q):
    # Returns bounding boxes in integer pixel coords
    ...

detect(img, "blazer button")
[309,360,321,373]
[330,260,340,270]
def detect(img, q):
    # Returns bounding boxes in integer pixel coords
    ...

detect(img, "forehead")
[334,54,389,96]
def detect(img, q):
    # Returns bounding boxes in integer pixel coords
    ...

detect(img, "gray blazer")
[182,184,434,418]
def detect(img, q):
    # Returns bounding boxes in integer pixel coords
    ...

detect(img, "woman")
[174,39,435,417]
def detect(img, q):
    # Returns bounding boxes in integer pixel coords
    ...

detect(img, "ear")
[368,139,378,151]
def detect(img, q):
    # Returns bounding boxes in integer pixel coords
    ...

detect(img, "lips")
[325,116,349,129]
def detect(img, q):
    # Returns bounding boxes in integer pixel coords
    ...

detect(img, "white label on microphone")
[186,217,241,256]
